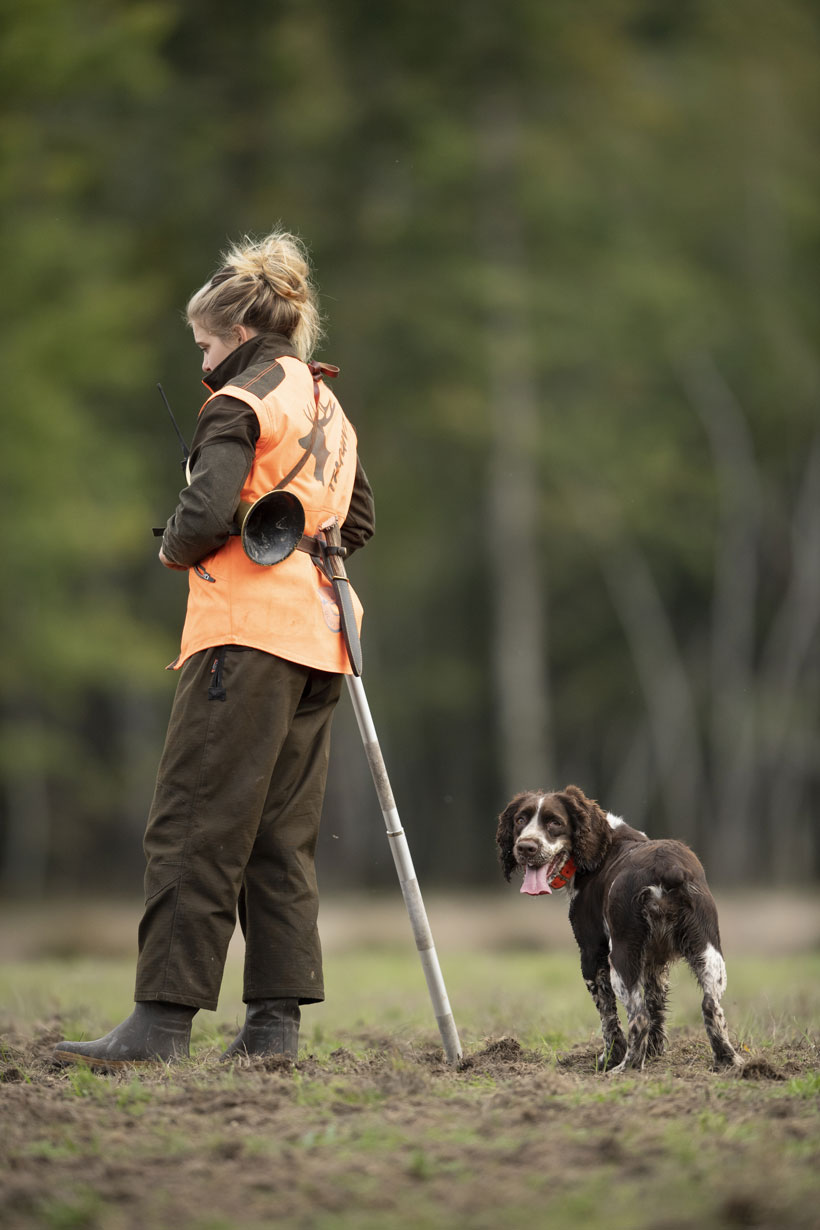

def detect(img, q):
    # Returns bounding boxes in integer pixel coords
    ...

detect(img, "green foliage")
[0,0,818,892]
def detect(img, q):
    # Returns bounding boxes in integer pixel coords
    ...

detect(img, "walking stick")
[232,499,462,1061]
[303,516,461,1064]
[344,673,462,1065]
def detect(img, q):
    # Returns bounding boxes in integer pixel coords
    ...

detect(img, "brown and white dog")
[496,785,741,1073]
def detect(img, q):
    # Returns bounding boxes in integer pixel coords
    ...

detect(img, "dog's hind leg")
[644,965,670,1056]
[607,942,650,1073]
[584,965,627,1071]
[689,942,741,1069]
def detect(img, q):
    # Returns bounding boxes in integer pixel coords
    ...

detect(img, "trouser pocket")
[208,646,227,701]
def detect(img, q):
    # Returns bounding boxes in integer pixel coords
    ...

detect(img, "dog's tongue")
[521,864,552,896]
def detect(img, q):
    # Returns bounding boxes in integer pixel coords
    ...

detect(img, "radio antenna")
[157,383,190,466]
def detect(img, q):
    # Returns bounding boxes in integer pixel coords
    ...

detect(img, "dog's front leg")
[584,964,627,1071]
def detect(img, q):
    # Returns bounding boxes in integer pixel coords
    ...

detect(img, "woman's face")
[192,322,254,373]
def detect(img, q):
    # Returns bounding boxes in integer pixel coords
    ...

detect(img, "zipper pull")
[208,648,227,701]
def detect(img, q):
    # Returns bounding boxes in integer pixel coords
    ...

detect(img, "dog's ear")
[562,785,596,809]
[496,795,525,882]
[556,785,611,872]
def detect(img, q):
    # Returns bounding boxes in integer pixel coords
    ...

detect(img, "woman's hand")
[159,548,187,571]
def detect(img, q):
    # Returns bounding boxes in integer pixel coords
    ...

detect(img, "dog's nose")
[516,840,539,859]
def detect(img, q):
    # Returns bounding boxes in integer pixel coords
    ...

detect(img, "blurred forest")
[1,0,818,898]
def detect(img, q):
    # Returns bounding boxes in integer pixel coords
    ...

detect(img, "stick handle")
[344,675,462,1064]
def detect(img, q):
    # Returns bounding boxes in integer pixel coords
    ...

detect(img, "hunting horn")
[235,490,306,566]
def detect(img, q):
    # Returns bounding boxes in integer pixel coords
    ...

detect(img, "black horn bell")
[239,490,306,566]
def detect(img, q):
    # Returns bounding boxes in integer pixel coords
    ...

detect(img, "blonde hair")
[186,229,322,361]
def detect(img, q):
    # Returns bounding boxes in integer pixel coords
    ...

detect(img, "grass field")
[1,894,819,1229]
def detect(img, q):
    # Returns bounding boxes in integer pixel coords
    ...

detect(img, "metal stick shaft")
[344,674,462,1065]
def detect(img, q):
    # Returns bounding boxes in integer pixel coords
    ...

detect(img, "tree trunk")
[596,531,705,849]
[477,92,552,798]
[2,723,51,899]
[678,352,761,879]
[759,435,820,880]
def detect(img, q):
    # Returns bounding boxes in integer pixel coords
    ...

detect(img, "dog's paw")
[711,1049,744,1071]
[605,1051,647,1076]
[646,1031,668,1057]
[596,1039,627,1072]
[597,1033,629,1072]
[604,1057,628,1076]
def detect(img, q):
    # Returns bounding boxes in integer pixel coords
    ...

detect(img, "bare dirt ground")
[1,1022,818,1230]
[1,893,818,1229]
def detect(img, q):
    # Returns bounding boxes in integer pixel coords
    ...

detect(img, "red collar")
[549,857,576,889]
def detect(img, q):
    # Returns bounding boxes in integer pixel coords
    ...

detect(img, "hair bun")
[186,229,322,360]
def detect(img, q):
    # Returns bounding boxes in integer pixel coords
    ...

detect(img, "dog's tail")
[638,867,689,922]
[659,866,686,893]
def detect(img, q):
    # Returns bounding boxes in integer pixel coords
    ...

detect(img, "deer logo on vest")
[299,398,335,483]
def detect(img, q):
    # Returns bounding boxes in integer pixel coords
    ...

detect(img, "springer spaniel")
[496,785,741,1073]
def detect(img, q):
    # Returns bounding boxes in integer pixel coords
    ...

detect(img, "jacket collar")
[202,332,298,393]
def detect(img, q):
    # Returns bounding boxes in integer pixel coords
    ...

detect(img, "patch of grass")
[64,1062,109,1100]
[25,1139,83,1163]
[114,1073,153,1114]
[149,1125,201,1158]
[786,1070,820,1098]
[536,1028,571,1052]
[569,1076,640,1106]
[296,1122,342,1151]
[36,1187,103,1230]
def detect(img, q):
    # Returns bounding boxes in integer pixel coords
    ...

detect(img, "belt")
[296,534,346,560]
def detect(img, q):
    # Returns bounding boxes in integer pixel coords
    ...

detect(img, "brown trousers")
[134,647,342,1011]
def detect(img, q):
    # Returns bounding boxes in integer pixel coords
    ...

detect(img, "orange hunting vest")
[175,355,362,675]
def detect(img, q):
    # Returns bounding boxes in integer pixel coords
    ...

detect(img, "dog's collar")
[549,857,576,889]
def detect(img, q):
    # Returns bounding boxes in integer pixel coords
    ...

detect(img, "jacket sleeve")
[161,396,258,568]
[341,458,375,556]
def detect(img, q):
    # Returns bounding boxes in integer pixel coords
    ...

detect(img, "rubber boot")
[52,1002,197,1070]
[221,998,300,1060]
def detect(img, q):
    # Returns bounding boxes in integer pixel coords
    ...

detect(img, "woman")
[54,231,374,1067]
